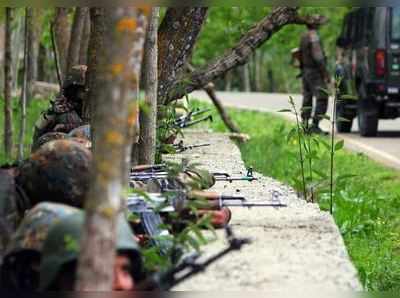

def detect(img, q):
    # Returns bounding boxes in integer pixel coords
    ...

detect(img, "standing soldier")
[32,65,88,145]
[299,16,331,134]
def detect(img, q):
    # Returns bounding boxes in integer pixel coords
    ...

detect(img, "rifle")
[130,167,258,184]
[213,168,258,183]
[188,190,287,209]
[174,108,211,127]
[136,226,251,290]
[126,191,285,254]
[176,114,213,129]
[131,164,167,173]
[127,191,287,214]
[126,194,175,255]
[173,140,211,153]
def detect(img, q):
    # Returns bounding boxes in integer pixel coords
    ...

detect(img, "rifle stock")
[135,226,251,290]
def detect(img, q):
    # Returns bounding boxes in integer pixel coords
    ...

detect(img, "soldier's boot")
[301,118,310,132]
[310,119,328,135]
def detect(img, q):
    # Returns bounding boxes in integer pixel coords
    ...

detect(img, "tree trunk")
[162,7,320,103]
[54,8,71,79]
[254,51,263,92]
[11,14,23,94]
[225,71,232,91]
[79,12,91,65]
[32,9,42,82]
[139,7,159,165]
[67,7,89,73]
[249,52,256,91]
[26,8,36,104]
[267,69,275,92]
[18,9,28,162]
[158,8,208,105]
[240,64,251,92]
[0,24,5,94]
[130,84,140,166]
[75,7,148,291]
[37,43,46,81]
[4,8,14,159]
[83,8,105,123]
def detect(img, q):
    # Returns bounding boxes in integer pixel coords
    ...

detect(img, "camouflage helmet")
[17,139,92,208]
[40,211,142,290]
[5,202,79,256]
[31,132,67,152]
[63,65,87,90]
[68,137,92,150]
[0,202,79,290]
[67,124,91,141]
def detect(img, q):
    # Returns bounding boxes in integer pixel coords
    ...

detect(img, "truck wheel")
[358,101,378,137]
[336,102,353,133]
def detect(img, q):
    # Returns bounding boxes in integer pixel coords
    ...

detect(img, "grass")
[190,99,400,291]
[0,97,50,164]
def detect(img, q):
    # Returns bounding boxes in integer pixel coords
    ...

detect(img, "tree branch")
[164,7,312,103]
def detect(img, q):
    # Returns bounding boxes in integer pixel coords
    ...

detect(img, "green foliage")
[0,97,51,164]
[193,7,350,93]
[190,99,400,291]
[156,99,191,162]
[64,234,79,253]
[138,195,216,273]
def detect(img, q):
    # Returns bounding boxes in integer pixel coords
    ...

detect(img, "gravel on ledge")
[164,131,362,291]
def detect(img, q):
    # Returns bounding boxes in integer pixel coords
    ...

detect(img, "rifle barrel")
[131,164,166,172]
[178,115,212,129]
[221,200,287,208]
[214,176,258,182]
[175,108,212,125]
[189,190,245,201]
[175,143,211,153]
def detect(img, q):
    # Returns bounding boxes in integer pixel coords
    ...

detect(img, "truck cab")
[336,7,400,136]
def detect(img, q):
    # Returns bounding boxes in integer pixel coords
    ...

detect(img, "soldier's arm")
[310,32,329,78]
[54,111,83,133]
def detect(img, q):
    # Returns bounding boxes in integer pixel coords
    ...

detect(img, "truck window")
[392,7,400,41]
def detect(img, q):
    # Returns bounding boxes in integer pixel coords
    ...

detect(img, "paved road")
[191,91,400,170]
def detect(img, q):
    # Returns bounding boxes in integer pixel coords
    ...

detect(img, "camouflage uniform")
[31,130,91,153]
[0,202,79,290]
[300,18,330,129]
[39,211,143,290]
[17,139,92,208]
[67,124,91,141]
[0,166,22,259]
[31,132,68,152]
[32,65,87,145]
[0,140,92,260]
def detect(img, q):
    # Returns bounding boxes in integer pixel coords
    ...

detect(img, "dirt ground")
[165,131,362,291]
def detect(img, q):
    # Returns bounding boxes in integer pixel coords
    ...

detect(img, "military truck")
[335,7,400,136]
